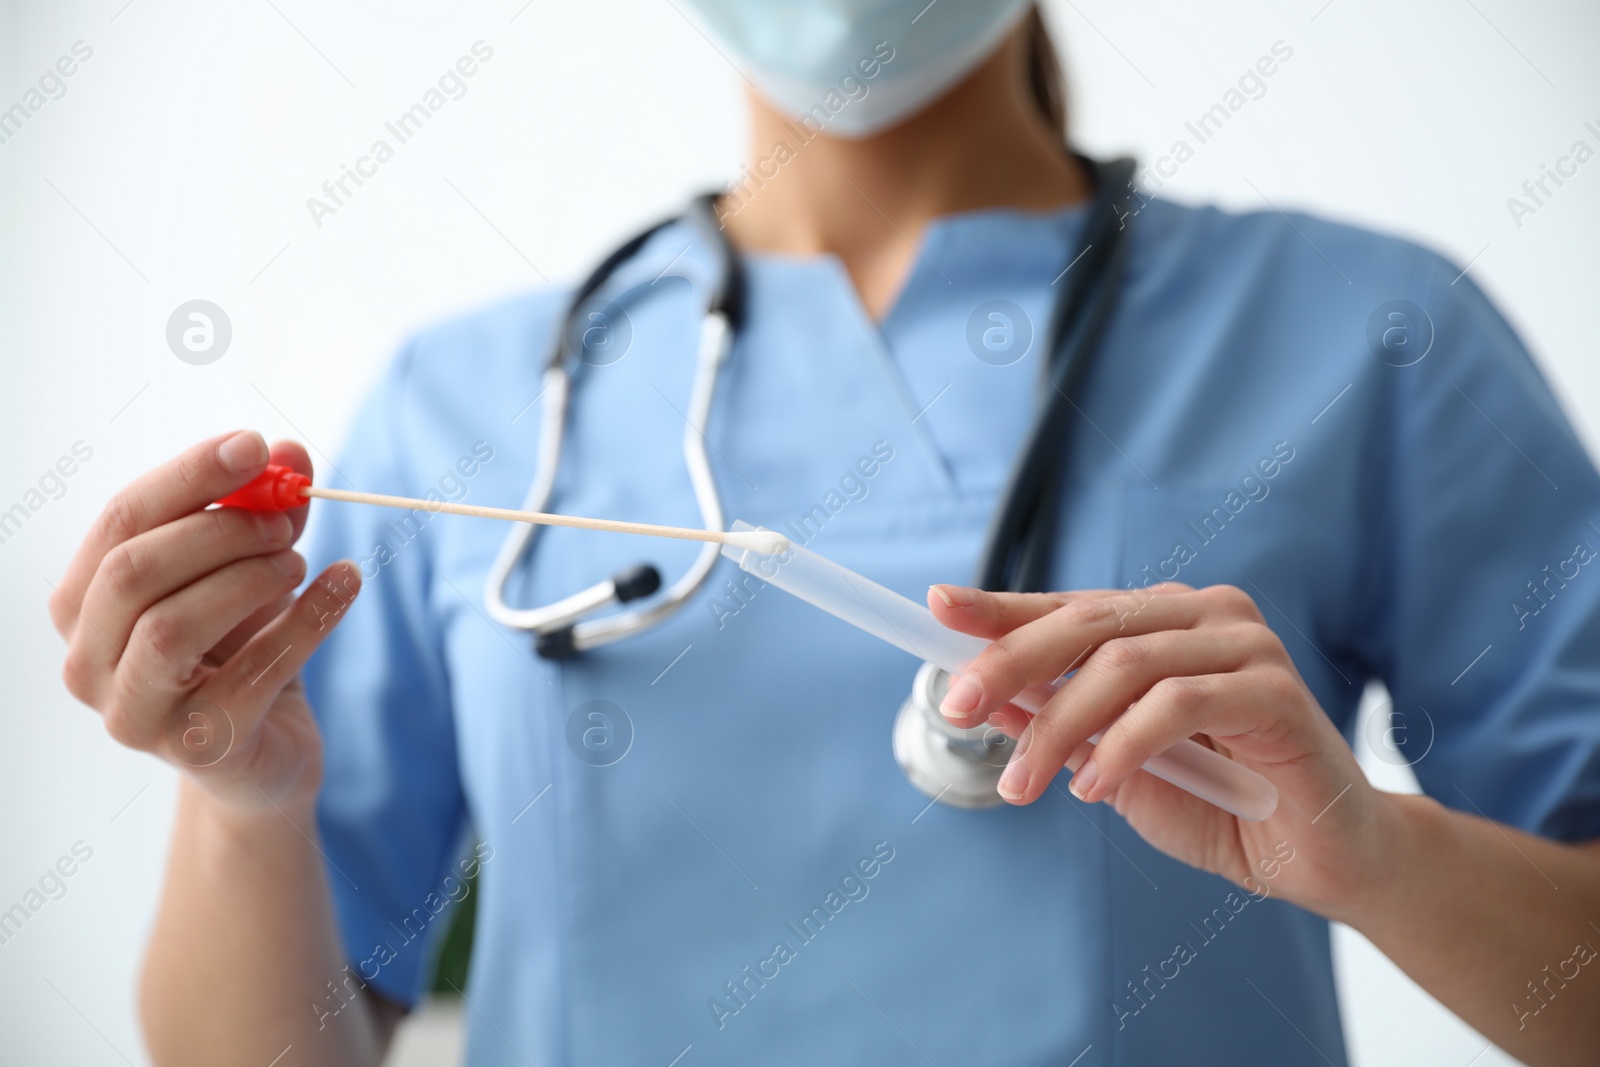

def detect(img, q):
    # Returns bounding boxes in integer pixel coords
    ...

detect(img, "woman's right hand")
[49,430,362,814]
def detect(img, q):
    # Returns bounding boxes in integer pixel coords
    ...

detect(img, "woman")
[49,3,1600,1065]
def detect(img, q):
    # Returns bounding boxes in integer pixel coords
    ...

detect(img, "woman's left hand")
[929,581,1397,918]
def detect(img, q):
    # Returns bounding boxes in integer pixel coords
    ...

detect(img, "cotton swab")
[213,464,791,555]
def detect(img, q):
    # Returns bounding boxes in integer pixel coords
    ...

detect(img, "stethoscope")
[486,155,1139,808]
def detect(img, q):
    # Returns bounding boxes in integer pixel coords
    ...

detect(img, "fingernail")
[256,512,292,542]
[1068,758,1100,802]
[939,673,982,718]
[931,584,978,607]
[997,752,1031,800]
[220,431,267,473]
[270,550,305,579]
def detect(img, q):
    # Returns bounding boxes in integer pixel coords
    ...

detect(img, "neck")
[717,27,1090,319]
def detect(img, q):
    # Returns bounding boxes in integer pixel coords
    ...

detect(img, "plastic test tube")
[720,521,1280,822]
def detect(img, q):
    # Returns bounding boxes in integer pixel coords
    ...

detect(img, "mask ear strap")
[976,155,1140,594]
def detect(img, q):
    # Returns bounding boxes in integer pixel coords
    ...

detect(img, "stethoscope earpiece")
[613,564,662,603]
[534,628,578,660]
[531,564,663,660]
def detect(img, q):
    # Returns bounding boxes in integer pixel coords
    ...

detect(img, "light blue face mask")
[678,0,1034,138]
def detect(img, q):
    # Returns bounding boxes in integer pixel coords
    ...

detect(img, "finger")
[938,589,1223,723]
[1074,666,1309,805]
[106,551,308,745]
[194,443,314,669]
[927,582,1193,640]
[1063,748,1240,872]
[940,684,1054,731]
[193,561,363,741]
[959,702,1032,739]
[988,628,1250,803]
[929,588,1078,637]
[205,589,296,668]
[52,431,271,639]
[68,507,296,689]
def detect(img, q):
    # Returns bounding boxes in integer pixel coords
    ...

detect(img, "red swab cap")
[215,464,312,511]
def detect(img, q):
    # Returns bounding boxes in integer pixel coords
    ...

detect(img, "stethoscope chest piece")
[893,661,1017,810]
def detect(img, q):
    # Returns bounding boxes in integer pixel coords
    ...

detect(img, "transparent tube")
[722,522,1279,822]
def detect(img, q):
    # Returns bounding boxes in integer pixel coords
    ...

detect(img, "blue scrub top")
[301,196,1600,1066]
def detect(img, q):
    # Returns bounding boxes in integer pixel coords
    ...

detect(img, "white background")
[2,1,1597,1064]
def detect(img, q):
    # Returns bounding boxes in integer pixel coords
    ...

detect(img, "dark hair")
[1023,5,1068,139]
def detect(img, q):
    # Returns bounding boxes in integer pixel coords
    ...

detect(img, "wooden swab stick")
[305,486,791,553]
[215,465,791,555]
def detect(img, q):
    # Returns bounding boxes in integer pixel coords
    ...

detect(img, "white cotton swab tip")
[723,529,791,555]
